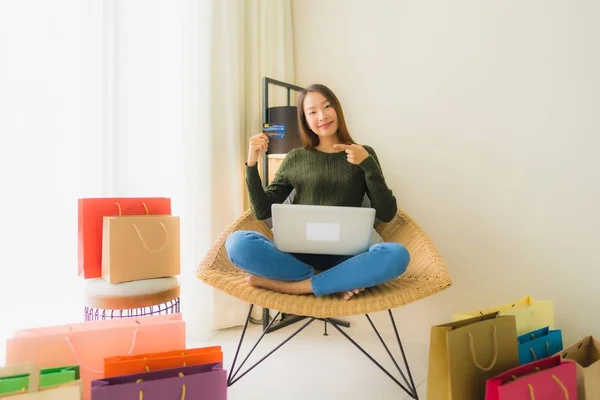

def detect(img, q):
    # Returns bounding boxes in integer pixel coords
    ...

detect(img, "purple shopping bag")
[91,362,226,400]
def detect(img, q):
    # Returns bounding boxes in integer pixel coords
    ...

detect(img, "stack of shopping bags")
[1,314,227,399]
[92,346,224,399]
[427,295,600,399]
[78,197,180,283]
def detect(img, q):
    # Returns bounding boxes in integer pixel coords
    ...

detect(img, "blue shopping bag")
[517,326,563,365]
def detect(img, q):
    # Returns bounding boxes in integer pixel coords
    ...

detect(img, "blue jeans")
[225,230,410,297]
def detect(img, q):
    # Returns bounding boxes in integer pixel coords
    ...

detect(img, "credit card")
[262,123,285,138]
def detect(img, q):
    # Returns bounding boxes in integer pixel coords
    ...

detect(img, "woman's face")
[303,91,338,139]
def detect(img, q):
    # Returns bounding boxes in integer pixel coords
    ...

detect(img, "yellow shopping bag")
[452,295,553,336]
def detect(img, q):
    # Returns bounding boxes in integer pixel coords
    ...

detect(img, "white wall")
[292,0,600,347]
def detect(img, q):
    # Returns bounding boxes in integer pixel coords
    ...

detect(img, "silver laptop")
[271,203,377,255]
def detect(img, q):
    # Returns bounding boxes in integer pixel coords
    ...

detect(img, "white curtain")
[0,0,89,346]
[187,0,297,334]
[0,0,296,349]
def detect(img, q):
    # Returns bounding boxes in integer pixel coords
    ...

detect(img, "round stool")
[83,277,180,321]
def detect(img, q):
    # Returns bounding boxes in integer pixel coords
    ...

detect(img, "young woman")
[225,84,410,300]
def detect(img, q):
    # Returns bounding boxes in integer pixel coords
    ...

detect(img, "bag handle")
[137,371,186,399]
[529,341,550,361]
[142,353,187,372]
[115,202,150,216]
[131,222,169,253]
[115,201,169,252]
[468,325,498,371]
[64,328,140,373]
[528,375,569,399]
[144,362,187,372]
[0,363,41,393]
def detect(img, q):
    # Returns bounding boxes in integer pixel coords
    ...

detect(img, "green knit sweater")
[246,146,398,222]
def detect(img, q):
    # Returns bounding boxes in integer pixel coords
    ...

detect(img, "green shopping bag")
[0,366,79,394]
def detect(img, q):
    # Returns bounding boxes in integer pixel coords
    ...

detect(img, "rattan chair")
[197,208,452,399]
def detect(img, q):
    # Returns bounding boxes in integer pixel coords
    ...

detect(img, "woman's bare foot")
[343,288,365,300]
[247,275,313,295]
[246,274,364,300]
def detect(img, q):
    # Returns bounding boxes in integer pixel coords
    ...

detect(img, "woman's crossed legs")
[225,230,410,299]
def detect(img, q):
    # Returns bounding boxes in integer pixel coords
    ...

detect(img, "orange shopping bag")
[104,346,223,378]
[78,197,171,279]
[4,314,185,400]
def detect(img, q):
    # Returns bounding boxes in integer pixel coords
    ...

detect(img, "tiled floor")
[191,316,429,400]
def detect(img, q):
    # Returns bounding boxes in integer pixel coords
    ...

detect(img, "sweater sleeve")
[245,151,295,220]
[359,146,398,222]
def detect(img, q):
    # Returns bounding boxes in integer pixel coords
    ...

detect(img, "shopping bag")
[558,335,600,399]
[91,363,226,400]
[0,363,81,399]
[101,215,180,283]
[485,355,576,400]
[103,346,223,378]
[5,314,185,400]
[452,295,554,335]
[0,365,79,394]
[427,312,519,400]
[517,326,563,365]
[78,197,171,279]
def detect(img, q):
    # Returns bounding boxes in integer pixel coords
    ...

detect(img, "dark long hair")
[297,84,356,148]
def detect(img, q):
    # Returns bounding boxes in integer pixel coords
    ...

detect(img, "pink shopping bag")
[4,314,185,400]
[485,355,577,400]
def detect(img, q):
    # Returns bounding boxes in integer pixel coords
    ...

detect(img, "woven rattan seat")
[197,208,452,318]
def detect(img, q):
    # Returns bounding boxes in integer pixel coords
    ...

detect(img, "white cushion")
[84,276,179,297]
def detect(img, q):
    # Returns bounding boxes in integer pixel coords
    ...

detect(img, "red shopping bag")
[485,355,577,400]
[78,197,171,279]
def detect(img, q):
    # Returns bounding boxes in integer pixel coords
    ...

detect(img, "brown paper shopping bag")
[558,335,600,400]
[427,312,520,400]
[101,215,180,283]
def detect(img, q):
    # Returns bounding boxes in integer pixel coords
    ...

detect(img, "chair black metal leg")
[228,305,316,386]
[366,314,411,390]
[389,310,418,395]
[230,307,418,399]
[322,317,350,328]
[325,311,420,399]
[264,313,308,333]
[261,309,351,334]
